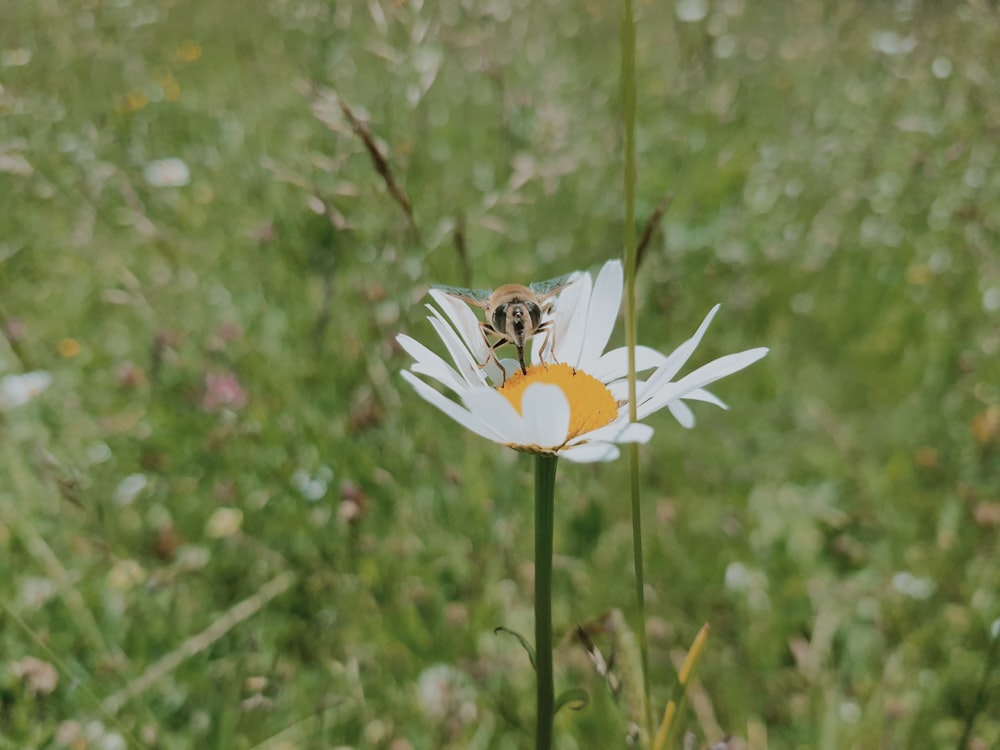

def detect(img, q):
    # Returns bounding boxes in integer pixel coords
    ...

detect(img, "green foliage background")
[1,0,998,747]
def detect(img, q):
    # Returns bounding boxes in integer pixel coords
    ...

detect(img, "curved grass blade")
[554,687,590,715]
[494,625,536,671]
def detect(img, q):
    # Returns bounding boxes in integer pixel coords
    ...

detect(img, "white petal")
[616,421,655,444]
[608,380,632,402]
[590,345,670,382]
[521,383,570,448]
[684,388,728,409]
[668,400,695,428]
[572,419,654,446]
[672,347,769,394]
[638,304,721,402]
[396,334,467,393]
[635,389,672,420]
[636,347,768,420]
[531,271,587,366]
[427,315,487,387]
[530,326,558,368]
[496,357,521,383]
[400,371,503,442]
[461,386,530,446]
[576,261,623,371]
[428,290,489,360]
[560,442,621,462]
[551,272,591,366]
[408,298,505,386]
[483,359,508,386]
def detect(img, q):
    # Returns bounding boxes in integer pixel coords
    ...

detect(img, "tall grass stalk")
[534,453,558,750]
[620,0,654,743]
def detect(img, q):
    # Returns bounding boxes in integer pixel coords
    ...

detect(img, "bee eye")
[492,305,507,333]
[527,301,542,329]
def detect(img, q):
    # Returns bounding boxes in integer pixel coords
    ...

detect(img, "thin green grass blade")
[620,0,654,743]
[654,624,710,750]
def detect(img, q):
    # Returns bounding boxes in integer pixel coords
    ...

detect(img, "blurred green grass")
[2,0,999,748]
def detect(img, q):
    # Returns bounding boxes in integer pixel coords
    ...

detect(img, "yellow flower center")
[498,363,617,441]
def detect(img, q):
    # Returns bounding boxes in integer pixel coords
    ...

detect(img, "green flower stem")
[628,443,653,741]
[534,453,558,750]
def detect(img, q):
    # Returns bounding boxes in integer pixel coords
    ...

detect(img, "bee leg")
[489,339,509,383]
[475,323,500,368]
[536,321,557,365]
[477,323,510,384]
[489,349,510,384]
[539,303,555,362]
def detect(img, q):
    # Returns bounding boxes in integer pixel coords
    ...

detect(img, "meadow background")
[2,0,999,747]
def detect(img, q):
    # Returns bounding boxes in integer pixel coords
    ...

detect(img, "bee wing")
[530,271,581,300]
[431,284,493,308]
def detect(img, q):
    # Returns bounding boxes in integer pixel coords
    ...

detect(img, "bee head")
[492,300,542,345]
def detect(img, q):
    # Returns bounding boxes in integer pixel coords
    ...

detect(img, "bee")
[434,272,578,381]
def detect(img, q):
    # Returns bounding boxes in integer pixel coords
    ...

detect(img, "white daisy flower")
[397,260,768,463]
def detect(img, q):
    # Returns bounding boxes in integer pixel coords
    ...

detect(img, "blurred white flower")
[87,441,113,464]
[206,507,244,538]
[19,576,57,609]
[416,664,477,724]
[892,571,935,600]
[58,720,135,750]
[982,287,1000,312]
[931,56,952,79]
[1,48,33,66]
[85,721,126,750]
[115,473,148,505]
[0,151,34,176]
[0,370,52,410]
[723,560,770,610]
[107,559,146,591]
[292,467,332,501]
[723,561,752,591]
[871,30,916,56]
[676,0,709,23]
[840,700,861,724]
[143,157,190,187]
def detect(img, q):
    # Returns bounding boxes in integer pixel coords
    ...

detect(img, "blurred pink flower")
[2,317,25,342]
[218,321,243,342]
[10,656,58,696]
[201,372,247,412]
